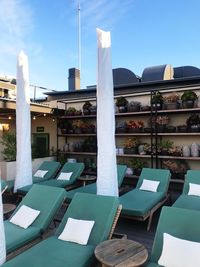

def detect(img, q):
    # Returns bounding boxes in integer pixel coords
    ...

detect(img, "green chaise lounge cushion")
[65,164,127,202]
[5,184,65,254]
[120,168,170,218]
[173,170,200,210]
[145,206,200,266]
[120,189,165,216]
[32,161,61,183]
[18,162,84,195]
[1,179,7,191]
[9,161,61,193]
[3,192,119,267]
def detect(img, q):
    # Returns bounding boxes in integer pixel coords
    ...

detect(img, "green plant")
[83,101,92,110]
[66,107,76,115]
[151,91,163,104]
[72,119,84,129]
[116,96,128,107]
[181,91,198,101]
[158,139,174,151]
[0,132,16,161]
[186,114,200,126]
[129,158,146,170]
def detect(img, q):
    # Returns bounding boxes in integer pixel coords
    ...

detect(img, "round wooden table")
[78,175,96,186]
[3,203,16,219]
[95,239,148,267]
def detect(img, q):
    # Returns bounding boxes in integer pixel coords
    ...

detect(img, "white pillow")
[158,233,200,267]
[57,172,73,181]
[139,179,160,192]
[188,183,200,197]
[10,205,40,229]
[58,217,95,245]
[33,169,48,178]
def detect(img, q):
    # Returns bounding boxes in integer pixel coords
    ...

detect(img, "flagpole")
[78,1,81,88]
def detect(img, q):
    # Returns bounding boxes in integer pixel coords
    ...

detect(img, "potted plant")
[0,132,16,161]
[155,115,169,132]
[74,109,82,116]
[123,137,139,154]
[168,145,182,156]
[81,120,96,134]
[186,114,200,132]
[128,101,141,112]
[129,158,146,176]
[82,101,92,115]
[72,120,84,134]
[116,97,128,113]
[163,93,180,110]
[126,120,144,133]
[158,139,174,155]
[89,105,96,115]
[115,121,127,133]
[151,91,163,110]
[65,107,77,116]
[163,160,188,179]
[82,137,97,152]
[58,119,73,134]
[181,91,198,109]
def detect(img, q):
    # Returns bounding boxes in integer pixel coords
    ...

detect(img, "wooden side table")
[95,238,148,267]
[78,175,96,186]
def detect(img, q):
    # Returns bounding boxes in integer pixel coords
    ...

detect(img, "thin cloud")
[0,0,33,56]
[79,0,135,30]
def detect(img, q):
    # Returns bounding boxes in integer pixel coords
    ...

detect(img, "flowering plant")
[124,137,139,148]
[127,120,144,129]
[163,93,180,103]
[156,115,169,125]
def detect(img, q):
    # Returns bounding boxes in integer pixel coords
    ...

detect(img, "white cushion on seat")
[58,217,95,245]
[158,233,200,267]
[33,169,48,178]
[188,183,200,197]
[57,172,73,181]
[10,205,40,229]
[139,179,160,192]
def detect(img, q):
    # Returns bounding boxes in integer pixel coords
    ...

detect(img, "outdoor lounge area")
[2,163,200,266]
[1,12,200,266]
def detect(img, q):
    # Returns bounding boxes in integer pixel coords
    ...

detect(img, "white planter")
[0,156,55,181]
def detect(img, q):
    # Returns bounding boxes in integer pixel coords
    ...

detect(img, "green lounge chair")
[5,184,65,258]
[145,206,200,266]
[120,168,170,230]
[3,192,119,267]
[173,170,200,211]
[1,179,8,194]
[7,161,61,193]
[18,162,84,195]
[65,164,127,202]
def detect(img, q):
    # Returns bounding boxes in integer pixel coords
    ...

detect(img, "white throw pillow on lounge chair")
[158,233,200,267]
[188,183,200,197]
[139,179,160,192]
[10,205,40,229]
[58,217,95,245]
[33,169,48,178]
[57,172,73,181]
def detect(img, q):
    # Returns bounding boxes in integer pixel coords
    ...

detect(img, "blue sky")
[0,0,200,94]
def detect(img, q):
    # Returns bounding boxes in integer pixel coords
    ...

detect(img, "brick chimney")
[68,68,80,91]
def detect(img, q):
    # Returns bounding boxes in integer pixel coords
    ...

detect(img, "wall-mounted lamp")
[8,116,12,120]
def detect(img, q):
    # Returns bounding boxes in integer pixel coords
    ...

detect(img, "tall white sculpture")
[14,51,32,192]
[96,28,118,196]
